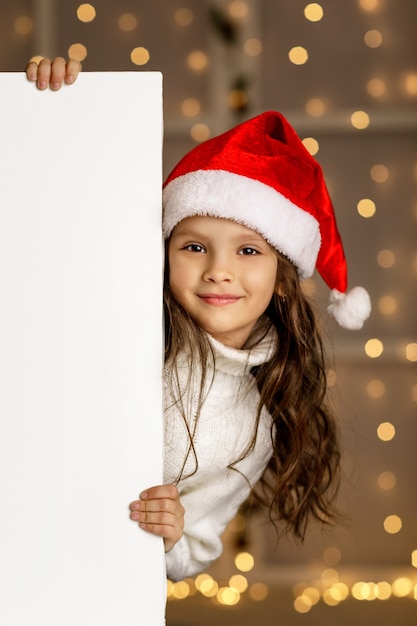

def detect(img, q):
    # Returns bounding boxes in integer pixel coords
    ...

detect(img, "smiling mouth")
[197,294,242,306]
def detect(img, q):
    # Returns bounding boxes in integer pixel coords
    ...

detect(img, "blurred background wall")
[1,1,416,624]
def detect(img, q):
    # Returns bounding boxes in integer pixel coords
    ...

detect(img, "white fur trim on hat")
[163,170,321,279]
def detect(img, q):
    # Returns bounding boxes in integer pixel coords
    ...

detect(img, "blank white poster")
[0,72,165,625]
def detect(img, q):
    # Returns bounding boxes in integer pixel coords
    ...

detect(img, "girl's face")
[168,216,278,348]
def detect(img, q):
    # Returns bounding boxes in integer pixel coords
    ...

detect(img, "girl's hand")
[129,484,184,553]
[25,57,82,91]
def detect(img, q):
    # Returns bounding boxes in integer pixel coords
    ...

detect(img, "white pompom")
[327,287,371,329]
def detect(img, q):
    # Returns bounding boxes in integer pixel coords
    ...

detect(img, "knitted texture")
[164,331,276,581]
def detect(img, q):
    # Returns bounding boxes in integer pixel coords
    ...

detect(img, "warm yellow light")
[130,47,150,66]
[377,422,395,442]
[235,551,255,572]
[197,576,218,597]
[190,124,210,142]
[332,582,350,601]
[118,13,138,32]
[351,582,368,600]
[68,43,88,61]
[14,15,33,35]
[304,3,324,21]
[217,586,240,605]
[181,98,201,117]
[302,587,321,604]
[305,98,325,116]
[364,29,383,48]
[365,338,383,358]
[366,379,385,398]
[367,77,386,98]
[229,0,249,19]
[323,588,340,606]
[377,249,395,268]
[29,55,44,65]
[384,515,402,534]
[166,579,174,598]
[359,0,380,10]
[174,8,194,26]
[302,137,319,155]
[357,198,376,218]
[288,46,309,65]
[406,343,417,362]
[244,38,263,56]
[378,296,397,316]
[371,164,389,183]
[77,3,96,22]
[377,471,396,491]
[351,110,370,129]
[404,73,417,96]
[294,595,312,613]
[187,51,209,71]
[375,581,392,600]
[248,582,268,601]
[321,568,339,586]
[392,577,412,597]
[323,546,342,566]
[412,550,417,568]
[172,580,190,599]
[229,574,248,593]
[195,573,212,590]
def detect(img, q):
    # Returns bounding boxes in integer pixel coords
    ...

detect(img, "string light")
[229,0,249,19]
[244,38,263,56]
[377,249,396,268]
[367,77,386,98]
[304,3,324,22]
[288,46,309,65]
[130,47,150,66]
[187,51,209,72]
[190,123,210,142]
[181,98,201,117]
[68,43,88,61]
[378,296,397,316]
[351,110,370,129]
[370,164,389,183]
[174,8,193,27]
[76,3,96,22]
[377,471,396,490]
[366,378,385,398]
[305,97,325,116]
[14,15,33,35]
[364,338,384,358]
[377,422,396,442]
[302,137,319,155]
[118,13,138,32]
[357,198,376,218]
[364,29,383,48]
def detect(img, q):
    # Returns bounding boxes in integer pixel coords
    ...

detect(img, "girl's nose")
[202,255,234,283]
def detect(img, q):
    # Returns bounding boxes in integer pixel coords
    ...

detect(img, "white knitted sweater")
[164,330,276,581]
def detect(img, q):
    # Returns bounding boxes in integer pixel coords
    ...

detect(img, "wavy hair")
[164,241,340,540]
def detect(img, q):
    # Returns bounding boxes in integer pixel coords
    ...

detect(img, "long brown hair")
[164,240,340,540]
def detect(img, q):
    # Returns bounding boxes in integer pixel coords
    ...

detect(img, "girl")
[26,60,371,582]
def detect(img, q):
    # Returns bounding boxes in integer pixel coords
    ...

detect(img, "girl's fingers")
[65,58,82,84]
[25,57,82,90]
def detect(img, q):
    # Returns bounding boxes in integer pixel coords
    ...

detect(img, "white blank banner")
[0,73,165,624]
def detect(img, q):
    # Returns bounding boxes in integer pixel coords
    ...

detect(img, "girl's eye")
[183,243,206,253]
[239,247,259,256]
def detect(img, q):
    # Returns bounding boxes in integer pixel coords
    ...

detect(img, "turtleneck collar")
[207,327,277,377]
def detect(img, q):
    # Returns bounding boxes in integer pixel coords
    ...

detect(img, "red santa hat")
[163,110,371,329]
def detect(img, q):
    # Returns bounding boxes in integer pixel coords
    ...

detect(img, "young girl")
[26,60,371,582]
